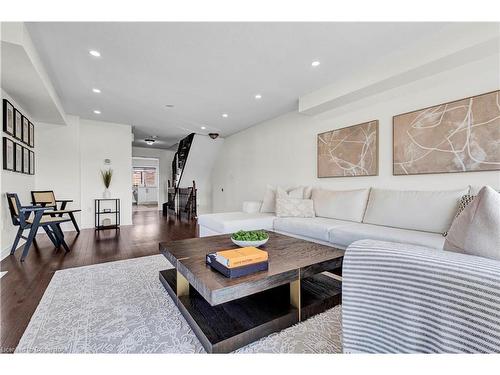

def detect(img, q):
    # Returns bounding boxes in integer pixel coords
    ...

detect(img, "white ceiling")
[26,22,456,148]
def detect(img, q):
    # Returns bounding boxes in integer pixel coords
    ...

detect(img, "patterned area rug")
[16,255,342,353]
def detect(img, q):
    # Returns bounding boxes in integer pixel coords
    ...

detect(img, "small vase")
[103,188,111,199]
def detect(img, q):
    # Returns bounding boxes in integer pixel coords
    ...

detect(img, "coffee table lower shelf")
[159,269,342,353]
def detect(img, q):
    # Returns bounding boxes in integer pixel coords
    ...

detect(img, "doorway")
[132,157,160,211]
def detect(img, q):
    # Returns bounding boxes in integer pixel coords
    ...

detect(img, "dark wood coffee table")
[159,232,344,353]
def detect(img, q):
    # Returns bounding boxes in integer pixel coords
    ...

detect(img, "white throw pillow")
[242,201,263,214]
[303,186,313,199]
[444,186,500,260]
[260,186,304,213]
[260,185,277,213]
[276,186,304,199]
[363,188,469,233]
[276,198,315,218]
[311,188,370,222]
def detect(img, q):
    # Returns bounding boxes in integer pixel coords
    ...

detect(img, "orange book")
[215,247,268,268]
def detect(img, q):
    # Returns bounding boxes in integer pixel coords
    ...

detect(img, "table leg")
[290,277,301,321]
[176,271,189,297]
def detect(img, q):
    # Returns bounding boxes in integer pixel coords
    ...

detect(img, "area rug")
[16,255,342,353]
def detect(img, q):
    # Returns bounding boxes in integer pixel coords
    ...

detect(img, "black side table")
[94,198,120,230]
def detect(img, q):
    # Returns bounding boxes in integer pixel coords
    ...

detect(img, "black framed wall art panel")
[29,122,35,147]
[3,99,14,136]
[29,149,35,175]
[14,142,23,173]
[22,116,30,145]
[3,137,15,171]
[22,146,30,174]
[14,109,23,141]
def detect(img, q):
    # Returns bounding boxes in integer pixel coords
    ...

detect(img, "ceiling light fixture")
[93,110,101,114]
[311,60,321,67]
[255,94,262,100]
[92,88,101,93]
[145,138,156,145]
[201,126,206,130]
[165,104,175,108]
[89,50,101,57]
[222,113,228,118]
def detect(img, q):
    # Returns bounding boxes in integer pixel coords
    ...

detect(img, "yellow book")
[215,247,268,268]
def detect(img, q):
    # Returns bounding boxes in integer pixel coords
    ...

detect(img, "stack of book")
[206,247,269,278]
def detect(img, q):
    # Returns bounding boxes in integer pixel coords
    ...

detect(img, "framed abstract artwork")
[29,122,35,147]
[14,109,22,141]
[29,150,35,175]
[14,142,23,173]
[22,146,30,174]
[393,90,500,175]
[3,99,14,136]
[317,120,379,177]
[22,116,30,145]
[3,137,14,171]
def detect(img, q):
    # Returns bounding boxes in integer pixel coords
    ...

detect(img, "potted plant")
[101,169,113,198]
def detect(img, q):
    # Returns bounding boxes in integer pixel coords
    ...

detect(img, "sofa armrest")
[242,201,262,214]
[342,239,500,353]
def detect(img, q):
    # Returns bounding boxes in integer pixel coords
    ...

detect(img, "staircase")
[163,133,224,218]
[164,133,196,218]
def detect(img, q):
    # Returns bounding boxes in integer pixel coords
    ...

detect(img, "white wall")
[211,55,500,212]
[36,117,133,230]
[132,147,176,205]
[1,90,36,255]
[181,134,224,214]
[79,119,133,228]
[35,115,81,231]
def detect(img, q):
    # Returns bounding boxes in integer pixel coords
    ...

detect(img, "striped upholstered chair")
[31,190,81,233]
[6,193,71,262]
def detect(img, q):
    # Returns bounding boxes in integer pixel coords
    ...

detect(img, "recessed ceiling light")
[201,126,206,130]
[255,94,262,100]
[311,60,321,67]
[222,113,228,118]
[89,50,101,57]
[93,110,101,114]
[92,88,101,93]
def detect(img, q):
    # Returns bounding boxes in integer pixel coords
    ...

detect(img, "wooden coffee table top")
[159,232,344,306]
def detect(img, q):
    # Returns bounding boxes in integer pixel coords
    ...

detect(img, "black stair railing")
[163,133,196,218]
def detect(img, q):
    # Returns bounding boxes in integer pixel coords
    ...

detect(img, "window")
[132,167,157,187]
[132,171,142,186]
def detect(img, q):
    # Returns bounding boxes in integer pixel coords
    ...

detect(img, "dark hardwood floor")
[0,210,197,353]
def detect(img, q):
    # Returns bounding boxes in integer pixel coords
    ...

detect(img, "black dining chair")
[31,190,81,233]
[6,193,71,262]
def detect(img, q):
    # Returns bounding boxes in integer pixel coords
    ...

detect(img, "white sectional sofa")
[198,187,471,250]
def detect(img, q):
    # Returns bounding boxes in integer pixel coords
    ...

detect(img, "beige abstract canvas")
[393,90,500,175]
[317,120,378,177]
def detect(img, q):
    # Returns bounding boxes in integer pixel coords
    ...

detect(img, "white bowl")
[231,237,269,248]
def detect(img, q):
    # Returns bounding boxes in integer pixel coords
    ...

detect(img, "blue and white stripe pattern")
[342,239,500,353]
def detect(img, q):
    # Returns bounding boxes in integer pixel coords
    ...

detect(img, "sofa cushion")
[276,198,315,218]
[198,212,276,234]
[260,186,304,213]
[274,217,354,242]
[363,188,469,234]
[311,188,370,222]
[444,186,500,260]
[329,222,445,249]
